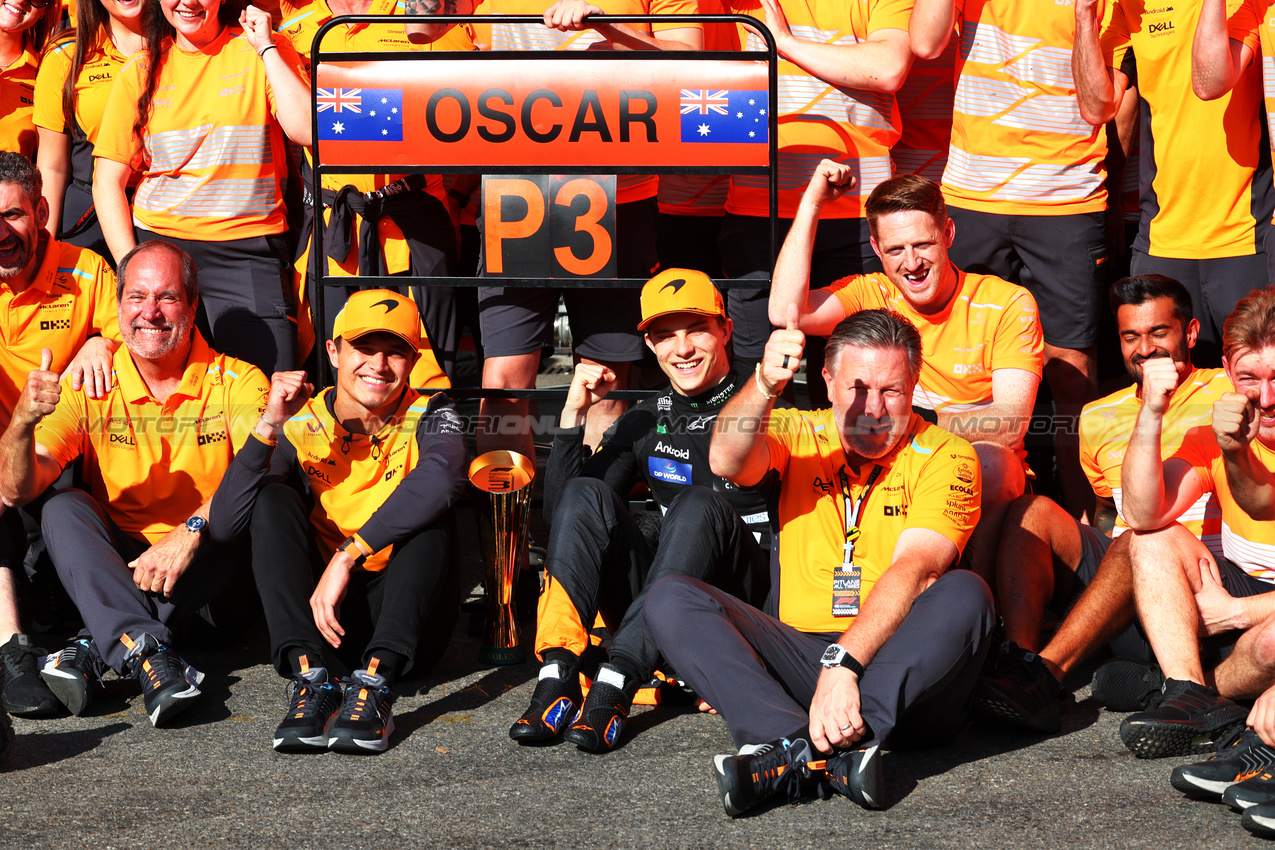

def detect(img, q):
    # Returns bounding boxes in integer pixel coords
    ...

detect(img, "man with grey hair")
[642,308,995,815]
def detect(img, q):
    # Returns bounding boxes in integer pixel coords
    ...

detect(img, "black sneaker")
[713,737,812,817]
[327,669,395,754]
[823,744,884,809]
[273,665,342,753]
[1119,678,1248,759]
[39,638,105,716]
[563,677,633,753]
[1091,658,1165,711]
[1243,804,1275,838]
[1171,727,1275,796]
[121,633,204,727]
[1,634,58,717]
[1224,771,1275,811]
[509,666,581,744]
[975,642,1061,733]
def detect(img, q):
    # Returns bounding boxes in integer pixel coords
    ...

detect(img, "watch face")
[821,645,843,665]
[186,516,207,533]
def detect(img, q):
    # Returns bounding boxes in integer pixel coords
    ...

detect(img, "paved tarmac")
[3,361,1270,848]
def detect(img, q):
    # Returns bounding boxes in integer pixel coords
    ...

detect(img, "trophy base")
[480,644,525,666]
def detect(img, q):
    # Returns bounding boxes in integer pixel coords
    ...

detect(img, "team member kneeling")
[0,241,269,726]
[209,289,467,754]
[643,309,994,814]
[511,269,773,752]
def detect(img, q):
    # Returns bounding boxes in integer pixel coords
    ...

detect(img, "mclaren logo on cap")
[373,299,399,312]
[659,278,687,294]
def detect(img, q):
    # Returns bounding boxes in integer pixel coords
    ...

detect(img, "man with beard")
[0,240,269,726]
[1116,287,1275,773]
[975,275,1230,734]
[0,153,123,720]
[643,309,993,815]
[771,162,1043,580]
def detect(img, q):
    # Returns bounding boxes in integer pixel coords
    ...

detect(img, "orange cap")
[638,268,725,331]
[332,289,421,349]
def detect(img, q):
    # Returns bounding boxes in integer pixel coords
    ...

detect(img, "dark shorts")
[946,207,1107,350]
[476,197,658,362]
[717,213,879,360]
[1131,251,1269,360]
[1217,555,1275,598]
[1070,523,1154,663]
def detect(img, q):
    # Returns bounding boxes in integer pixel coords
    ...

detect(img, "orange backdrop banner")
[315,57,770,169]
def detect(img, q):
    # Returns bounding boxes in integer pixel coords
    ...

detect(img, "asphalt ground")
[4,358,1271,848]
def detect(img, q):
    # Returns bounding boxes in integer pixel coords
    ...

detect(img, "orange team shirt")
[726,0,909,220]
[765,408,981,634]
[1078,367,1226,550]
[892,36,955,184]
[280,0,470,277]
[94,29,306,240]
[33,35,133,187]
[1228,0,1275,224]
[0,45,38,160]
[1175,431,1275,582]
[943,0,1108,215]
[34,333,269,544]
[827,267,1043,462]
[657,0,736,217]
[0,240,121,425]
[283,386,445,572]
[1100,0,1271,259]
[475,0,699,205]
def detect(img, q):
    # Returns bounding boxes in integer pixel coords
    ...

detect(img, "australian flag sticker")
[679,89,768,144]
[317,88,404,141]
[649,456,691,485]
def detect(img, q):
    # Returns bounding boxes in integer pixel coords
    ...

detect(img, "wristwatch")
[338,536,367,565]
[184,516,207,536]
[820,644,865,677]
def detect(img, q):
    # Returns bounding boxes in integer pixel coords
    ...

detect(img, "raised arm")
[758,0,911,91]
[1192,0,1254,99]
[1073,0,1129,124]
[0,349,68,507]
[242,6,314,147]
[1120,357,1205,529]
[404,0,479,43]
[768,160,858,336]
[909,0,955,60]
[1214,391,1275,521]
[710,317,804,485]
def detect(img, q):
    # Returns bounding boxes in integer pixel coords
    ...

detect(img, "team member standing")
[209,289,468,754]
[93,0,313,376]
[407,0,702,457]
[0,154,121,719]
[715,0,912,395]
[0,0,60,161]
[771,162,1042,579]
[277,0,473,385]
[1073,0,1274,365]
[511,269,774,752]
[643,309,993,814]
[912,0,1112,518]
[32,0,147,261]
[0,241,270,726]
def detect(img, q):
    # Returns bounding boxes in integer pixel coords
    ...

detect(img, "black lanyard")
[832,463,883,617]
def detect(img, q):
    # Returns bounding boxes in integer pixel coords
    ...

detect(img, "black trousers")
[642,570,994,749]
[42,489,252,673]
[540,480,770,680]
[249,483,460,679]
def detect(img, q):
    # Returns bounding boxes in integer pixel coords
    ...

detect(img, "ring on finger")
[839,724,853,732]
[782,354,791,370]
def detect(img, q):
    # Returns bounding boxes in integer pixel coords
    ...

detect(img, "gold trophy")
[469,450,536,665]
